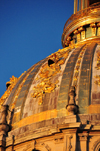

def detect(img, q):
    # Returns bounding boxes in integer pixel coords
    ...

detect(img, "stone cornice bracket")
[66,86,78,115]
[0,105,10,135]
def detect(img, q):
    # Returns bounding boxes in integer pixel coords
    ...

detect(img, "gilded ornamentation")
[72,45,88,87]
[0,76,18,108]
[94,75,100,86]
[94,50,100,86]
[31,48,71,105]
[95,52,100,70]
[0,71,26,109]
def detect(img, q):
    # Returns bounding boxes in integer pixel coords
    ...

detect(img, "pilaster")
[90,23,97,36]
[78,132,88,151]
[62,129,77,151]
[97,22,100,36]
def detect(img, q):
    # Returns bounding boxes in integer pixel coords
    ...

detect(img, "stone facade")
[4,116,100,151]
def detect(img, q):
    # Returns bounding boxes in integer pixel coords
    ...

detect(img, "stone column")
[78,26,84,41]
[82,0,85,9]
[74,0,78,14]
[85,0,88,8]
[81,28,85,40]
[0,105,10,151]
[78,133,88,151]
[79,0,81,10]
[73,30,79,43]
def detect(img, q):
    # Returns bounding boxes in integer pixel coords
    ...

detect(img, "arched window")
[92,139,100,151]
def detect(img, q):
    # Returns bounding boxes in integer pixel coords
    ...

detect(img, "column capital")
[78,133,88,141]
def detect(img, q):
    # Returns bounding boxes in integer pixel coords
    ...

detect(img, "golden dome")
[1,0,100,132]
[0,39,100,130]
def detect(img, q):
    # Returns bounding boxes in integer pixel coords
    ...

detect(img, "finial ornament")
[66,86,78,115]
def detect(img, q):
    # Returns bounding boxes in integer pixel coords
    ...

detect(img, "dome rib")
[5,64,36,106]
[11,59,46,124]
[78,42,97,114]
[57,44,85,117]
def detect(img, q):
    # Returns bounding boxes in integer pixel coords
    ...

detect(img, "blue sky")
[0,0,73,97]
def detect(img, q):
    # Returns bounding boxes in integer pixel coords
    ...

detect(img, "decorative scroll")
[0,72,26,109]
[31,48,71,105]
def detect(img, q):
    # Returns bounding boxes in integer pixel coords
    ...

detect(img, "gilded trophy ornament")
[31,48,71,105]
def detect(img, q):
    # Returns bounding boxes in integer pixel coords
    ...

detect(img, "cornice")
[62,6,100,47]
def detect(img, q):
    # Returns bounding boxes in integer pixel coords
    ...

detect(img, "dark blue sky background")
[0,0,73,97]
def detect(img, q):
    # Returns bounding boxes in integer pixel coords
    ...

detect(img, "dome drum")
[62,4,100,47]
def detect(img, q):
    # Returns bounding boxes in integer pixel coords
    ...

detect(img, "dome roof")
[1,40,100,130]
[1,1,100,134]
